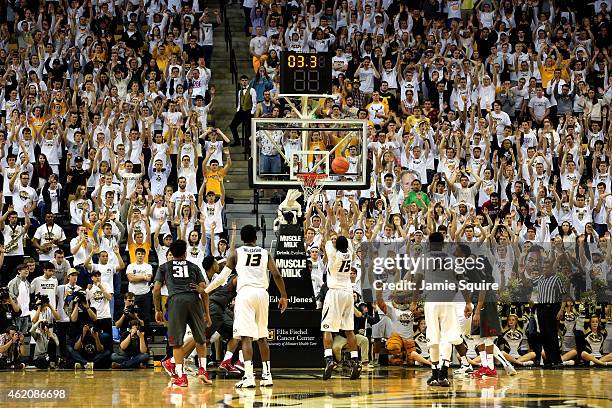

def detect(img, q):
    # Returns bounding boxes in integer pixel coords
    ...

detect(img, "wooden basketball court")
[1,367,610,407]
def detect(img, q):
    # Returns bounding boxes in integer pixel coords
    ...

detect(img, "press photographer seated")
[115,292,144,333]
[0,325,26,369]
[111,320,150,369]
[67,291,110,369]
[30,319,59,369]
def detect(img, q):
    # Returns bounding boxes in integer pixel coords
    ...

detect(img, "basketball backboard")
[249,118,369,190]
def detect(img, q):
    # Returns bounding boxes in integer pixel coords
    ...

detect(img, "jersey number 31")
[173,265,189,278]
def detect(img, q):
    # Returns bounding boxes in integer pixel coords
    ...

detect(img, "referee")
[525,246,567,368]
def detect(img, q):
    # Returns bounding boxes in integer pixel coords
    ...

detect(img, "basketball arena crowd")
[0,0,610,376]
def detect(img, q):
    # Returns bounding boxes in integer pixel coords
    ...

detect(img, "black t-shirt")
[80,334,98,360]
[69,306,97,340]
[119,331,146,356]
[155,259,204,298]
[0,303,18,333]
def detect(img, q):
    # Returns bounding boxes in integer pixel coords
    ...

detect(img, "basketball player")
[153,240,212,387]
[414,232,472,387]
[205,225,288,388]
[455,244,515,378]
[321,235,361,380]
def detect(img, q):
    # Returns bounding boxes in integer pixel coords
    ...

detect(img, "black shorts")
[167,293,207,347]
[471,302,502,338]
[206,301,233,340]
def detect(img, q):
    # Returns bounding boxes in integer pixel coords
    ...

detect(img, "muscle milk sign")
[269,224,316,309]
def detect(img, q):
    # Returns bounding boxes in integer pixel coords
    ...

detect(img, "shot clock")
[280,52,332,96]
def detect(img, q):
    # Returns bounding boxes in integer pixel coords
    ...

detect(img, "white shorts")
[321,288,354,332]
[233,287,269,340]
[424,302,462,346]
[371,315,393,339]
[455,302,472,337]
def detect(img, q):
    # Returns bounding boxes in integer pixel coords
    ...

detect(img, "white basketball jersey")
[325,240,353,291]
[236,246,269,291]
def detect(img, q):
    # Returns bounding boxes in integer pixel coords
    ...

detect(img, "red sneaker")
[234,360,245,372]
[171,374,188,387]
[162,359,177,377]
[482,367,497,378]
[472,366,487,379]
[197,367,212,384]
[219,359,235,372]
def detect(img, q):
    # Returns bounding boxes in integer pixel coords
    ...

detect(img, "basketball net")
[296,173,326,204]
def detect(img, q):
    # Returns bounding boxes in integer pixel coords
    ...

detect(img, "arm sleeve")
[205,266,232,294]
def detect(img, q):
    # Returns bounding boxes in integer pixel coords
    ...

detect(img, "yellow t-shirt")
[128,242,151,264]
[204,167,227,196]
[539,63,557,88]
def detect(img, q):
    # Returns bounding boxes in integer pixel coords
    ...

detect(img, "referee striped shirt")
[534,274,565,303]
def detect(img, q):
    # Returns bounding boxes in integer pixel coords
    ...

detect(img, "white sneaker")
[184,360,197,374]
[504,364,517,376]
[562,360,575,366]
[235,376,256,388]
[453,365,473,375]
[368,361,379,368]
[260,374,273,387]
[85,362,94,371]
[521,361,534,367]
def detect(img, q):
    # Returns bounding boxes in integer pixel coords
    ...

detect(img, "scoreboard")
[280,52,332,96]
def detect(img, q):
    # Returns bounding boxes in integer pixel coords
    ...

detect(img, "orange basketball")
[331,156,350,174]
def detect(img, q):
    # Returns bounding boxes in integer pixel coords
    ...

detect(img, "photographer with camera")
[115,292,144,333]
[55,269,81,358]
[111,319,150,369]
[0,287,20,333]
[7,264,31,333]
[69,323,110,370]
[30,319,59,369]
[31,263,59,309]
[0,325,27,369]
[87,270,113,347]
[30,292,61,363]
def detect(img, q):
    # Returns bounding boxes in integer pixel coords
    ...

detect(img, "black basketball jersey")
[155,259,205,298]
[209,272,238,307]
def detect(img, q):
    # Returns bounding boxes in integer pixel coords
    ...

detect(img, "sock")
[350,351,359,360]
[324,349,333,358]
[262,361,270,376]
[460,356,469,367]
[479,351,488,368]
[441,359,450,367]
[224,351,233,361]
[171,357,175,363]
[431,362,438,370]
[176,364,183,377]
[239,351,244,362]
[374,353,379,362]
[244,360,254,378]
[493,345,510,368]
[199,357,207,369]
[487,354,494,369]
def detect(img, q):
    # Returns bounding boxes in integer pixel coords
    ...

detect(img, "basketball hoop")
[296,173,327,203]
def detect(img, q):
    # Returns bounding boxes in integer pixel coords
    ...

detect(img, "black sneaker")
[349,359,362,380]
[427,368,439,386]
[323,357,336,381]
[437,367,450,387]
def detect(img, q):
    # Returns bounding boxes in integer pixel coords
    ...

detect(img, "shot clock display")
[280,52,332,96]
